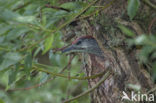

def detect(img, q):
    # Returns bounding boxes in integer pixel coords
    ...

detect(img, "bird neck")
[88,49,104,59]
[87,46,104,58]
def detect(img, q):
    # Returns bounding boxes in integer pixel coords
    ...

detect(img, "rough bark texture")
[63,0,155,103]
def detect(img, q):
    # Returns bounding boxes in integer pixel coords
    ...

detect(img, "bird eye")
[76,41,82,45]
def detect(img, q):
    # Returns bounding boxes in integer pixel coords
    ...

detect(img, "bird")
[61,35,154,103]
[62,35,114,72]
[62,35,118,103]
[62,35,104,58]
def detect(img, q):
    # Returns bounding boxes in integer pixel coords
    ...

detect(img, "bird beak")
[62,45,74,53]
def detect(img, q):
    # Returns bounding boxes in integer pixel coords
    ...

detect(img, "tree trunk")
[64,0,155,102]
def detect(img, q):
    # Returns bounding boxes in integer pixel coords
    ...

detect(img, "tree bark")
[64,0,155,102]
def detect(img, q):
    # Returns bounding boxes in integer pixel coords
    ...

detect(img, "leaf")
[60,2,79,9]
[0,23,11,35]
[24,53,32,79]
[0,9,19,21]
[42,15,47,26]
[127,0,140,20]
[51,31,63,48]
[118,24,136,37]
[0,52,22,71]
[6,28,29,41]
[15,15,35,23]
[134,35,147,44]
[0,98,4,103]
[8,64,19,85]
[49,52,61,66]
[33,47,42,57]
[40,72,49,84]
[42,34,54,54]
[127,84,141,91]
[24,53,32,74]
[138,46,155,63]
[0,9,35,24]
[60,1,86,13]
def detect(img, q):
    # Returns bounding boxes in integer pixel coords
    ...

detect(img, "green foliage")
[0,99,4,103]
[118,24,135,37]
[127,0,140,20]
[123,0,156,80]
[24,52,32,76]
[0,52,22,71]
[8,64,19,85]
[0,0,154,103]
[134,35,156,61]
[127,34,156,80]
[0,0,91,103]
[43,34,54,54]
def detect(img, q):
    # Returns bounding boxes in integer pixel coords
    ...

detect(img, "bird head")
[62,35,103,57]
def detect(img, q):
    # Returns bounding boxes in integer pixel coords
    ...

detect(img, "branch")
[8,55,75,91]
[8,77,54,91]
[147,85,156,94]
[45,4,70,12]
[75,0,116,21]
[148,17,156,34]
[8,54,104,91]
[63,70,111,103]
[33,66,105,80]
[143,0,156,9]
[0,83,12,93]
[13,2,31,11]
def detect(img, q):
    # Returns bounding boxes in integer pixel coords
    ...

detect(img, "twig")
[52,45,70,53]
[143,0,156,9]
[8,77,54,91]
[13,2,31,11]
[45,4,70,12]
[8,56,103,91]
[0,46,10,51]
[148,17,156,34]
[67,55,73,80]
[147,85,156,94]
[33,67,105,80]
[75,0,115,21]
[8,54,103,91]
[0,84,12,93]
[63,70,111,103]
[8,55,75,91]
